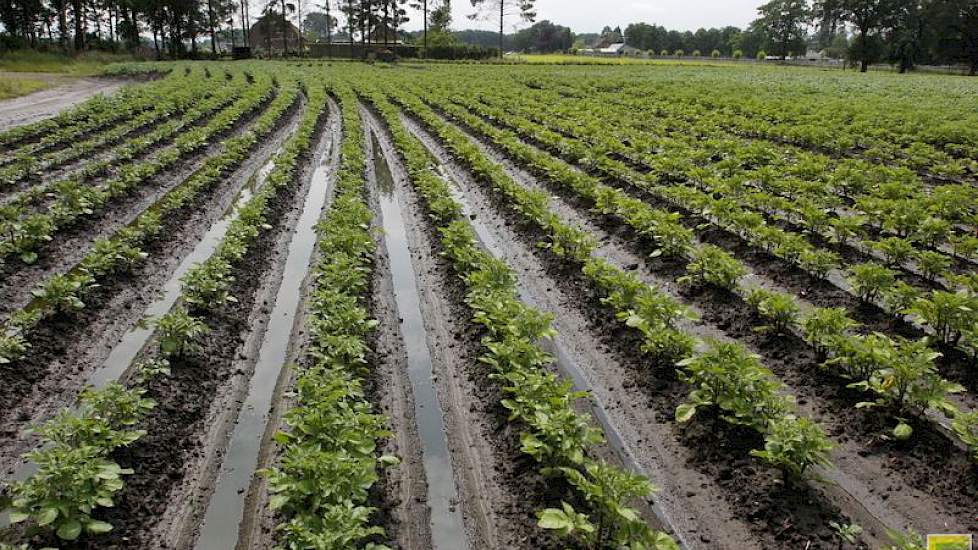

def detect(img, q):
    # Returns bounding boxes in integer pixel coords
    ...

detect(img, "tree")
[753,0,811,58]
[468,0,535,57]
[428,0,448,31]
[886,0,925,72]
[839,0,899,71]
[511,19,571,52]
[813,0,844,48]
[927,0,978,75]
[304,9,336,40]
[407,0,429,53]
[732,23,769,57]
[71,0,83,49]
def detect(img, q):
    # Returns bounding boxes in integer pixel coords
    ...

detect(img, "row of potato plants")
[576,83,978,258]
[454,83,973,338]
[363,81,681,549]
[460,84,978,365]
[0,71,298,369]
[0,73,239,189]
[0,71,194,169]
[482,89,978,382]
[398,75,843,537]
[397,84,839,477]
[0,66,193,149]
[414,84,975,455]
[0,83,242,221]
[547,71,978,180]
[262,82,399,550]
[0,74,278,266]
[495,79,978,267]
[2,357,169,545]
[1,70,319,548]
[511,74,978,239]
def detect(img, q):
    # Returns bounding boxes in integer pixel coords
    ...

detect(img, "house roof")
[250,14,301,35]
[598,43,626,53]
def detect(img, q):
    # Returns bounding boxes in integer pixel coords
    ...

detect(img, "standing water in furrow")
[0,149,283,497]
[370,131,468,550]
[86,157,278,390]
[194,124,335,550]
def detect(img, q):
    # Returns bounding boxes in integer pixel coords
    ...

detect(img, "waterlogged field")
[0,60,977,550]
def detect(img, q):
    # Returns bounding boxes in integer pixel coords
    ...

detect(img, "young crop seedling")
[847,262,897,303]
[745,287,801,334]
[676,340,789,430]
[751,414,834,483]
[829,521,863,547]
[153,306,209,358]
[802,307,859,356]
[847,336,961,430]
[678,244,746,291]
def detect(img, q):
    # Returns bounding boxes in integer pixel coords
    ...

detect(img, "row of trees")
[0,0,251,55]
[622,24,745,57]
[0,0,535,57]
[617,0,976,73]
[748,0,978,73]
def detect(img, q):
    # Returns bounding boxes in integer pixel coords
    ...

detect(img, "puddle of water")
[194,126,335,550]
[86,162,272,391]
[0,138,282,529]
[373,135,468,550]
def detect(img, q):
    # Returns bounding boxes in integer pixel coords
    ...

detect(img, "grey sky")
[399,0,760,33]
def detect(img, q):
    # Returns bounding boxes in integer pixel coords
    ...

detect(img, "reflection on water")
[373,133,469,550]
[194,125,335,550]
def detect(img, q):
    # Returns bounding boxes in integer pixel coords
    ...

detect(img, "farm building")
[249,14,301,53]
[582,42,642,56]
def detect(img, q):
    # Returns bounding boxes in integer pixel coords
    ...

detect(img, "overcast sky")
[398,0,761,33]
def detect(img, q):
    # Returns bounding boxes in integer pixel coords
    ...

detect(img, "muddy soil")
[405,100,978,547]
[363,105,573,550]
[0,75,132,132]
[0,97,303,477]
[451,96,978,414]
[57,101,317,550]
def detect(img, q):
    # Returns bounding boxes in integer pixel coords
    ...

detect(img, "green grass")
[0,76,49,100]
[0,50,139,76]
[506,53,732,66]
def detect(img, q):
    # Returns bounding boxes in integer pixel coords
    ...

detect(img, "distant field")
[508,52,733,65]
[1,60,977,550]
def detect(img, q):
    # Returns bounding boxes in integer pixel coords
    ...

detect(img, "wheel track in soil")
[361,103,576,550]
[0,88,286,319]
[0,76,132,133]
[193,94,344,550]
[399,98,978,547]
[0,94,305,477]
[365,123,467,550]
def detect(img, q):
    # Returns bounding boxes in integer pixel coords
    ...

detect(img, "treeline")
[741,0,978,73]
[621,24,743,57]
[620,0,976,74]
[0,0,417,58]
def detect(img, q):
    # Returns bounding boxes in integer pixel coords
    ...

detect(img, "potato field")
[1,61,977,550]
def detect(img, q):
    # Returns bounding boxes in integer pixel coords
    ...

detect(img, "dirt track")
[0,74,131,131]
